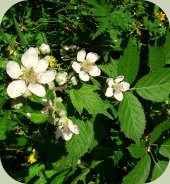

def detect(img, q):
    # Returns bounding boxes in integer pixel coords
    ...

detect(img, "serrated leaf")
[69,84,112,119]
[122,154,151,184]
[135,69,170,102]
[117,38,139,84]
[25,113,48,124]
[149,46,166,72]
[151,161,168,181]
[159,139,170,158]
[118,92,146,143]
[25,164,45,183]
[149,119,170,144]
[164,31,170,64]
[128,141,147,158]
[92,18,109,40]
[99,59,118,78]
[50,170,69,184]
[66,119,94,159]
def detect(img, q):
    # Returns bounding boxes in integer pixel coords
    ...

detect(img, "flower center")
[22,67,38,84]
[81,60,93,73]
[112,83,122,91]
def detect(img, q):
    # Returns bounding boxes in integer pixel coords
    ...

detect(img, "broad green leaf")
[128,141,147,158]
[50,170,69,184]
[164,31,170,64]
[117,38,139,84]
[34,174,47,184]
[0,61,7,69]
[118,92,146,143]
[25,113,48,124]
[149,46,166,72]
[159,139,170,158]
[25,164,45,183]
[99,59,118,78]
[135,69,170,102]
[149,119,170,144]
[122,154,151,184]
[66,119,94,159]
[151,161,168,181]
[92,18,109,40]
[69,84,112,119]
[13,16,28,47]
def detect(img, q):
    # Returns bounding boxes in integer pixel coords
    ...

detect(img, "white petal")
[114,76,124,83]
[55,127,62,139]
[34,59,49,73]
[86,52,98,63]
[120,82,130,92]
[89,65,101,77]
[113,91,123,101]
[72,62,81,73]
[7,80,27,98]
[6,61,22,79]
[77,50,86,62]
[68,119,79,134]
[106,78,114,87]
[21,47,39,69]
[79,71,90,81]
[105,87,114,97]
[59,127,73,141]
[28,83,46,97]
[38,70,56,84]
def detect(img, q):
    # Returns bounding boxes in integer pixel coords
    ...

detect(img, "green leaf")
[25,113,48,124]
[117,38,139,84]
[25,164,45,183]
[149,46,166,72]
[164,31,170,64]
[92,18,109,40]
[151,161,168,181]
[50,170,69,184]
[159,139,170,158]
[13,16,28,47]
[118,92,146,143]
[122,154,151,184]
[0,61,7,69]
[135,69,170,102]
[69,84,112,119]
[0,96,6,108]
[66,119,94,159]
[149,119,170,144]
[99,59,118,78]
[128,141,147,158]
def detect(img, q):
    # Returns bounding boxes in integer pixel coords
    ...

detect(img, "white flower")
[72,50,101,82]
[105,76,130,101]
[6,47,56,98]
[39,43,51,55]
[55,72,67,86]
[55,116,79,141]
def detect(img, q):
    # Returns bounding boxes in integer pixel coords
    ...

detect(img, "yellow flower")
[155,12,166,21]
[27,149,38,164]
[49,56,57,68]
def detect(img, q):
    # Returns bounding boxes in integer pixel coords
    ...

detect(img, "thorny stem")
[147,147,157,164]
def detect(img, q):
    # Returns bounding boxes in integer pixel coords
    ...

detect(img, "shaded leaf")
[159,139,170,158]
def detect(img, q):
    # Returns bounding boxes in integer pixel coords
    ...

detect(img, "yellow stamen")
[155,12,166,21]
[49,56,57,68]
[22,68,38,84]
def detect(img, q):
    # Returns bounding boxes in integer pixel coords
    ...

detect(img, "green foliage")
[159,139,170,158]
[24,113,48,124]
[118,92,146,143]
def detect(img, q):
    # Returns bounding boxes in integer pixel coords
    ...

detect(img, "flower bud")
[39,43,51,55]
[56,97,63,103]
[70,76,78,86]
[55,72,67,86]
[48,81,55,90]
[58,109,67,117]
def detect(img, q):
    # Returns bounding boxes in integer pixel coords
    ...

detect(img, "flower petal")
[68,119,79,134]
[105,87,113,97]
[106,78,114,87]
[38,70,56,84]
[86,52,98,63]
[77,50,86,62]
[55,127,62,139]
[113,91,123,101]
[79,71,90,81]
[28,83,46,97]
[6,61,22,79]
[72,61,81,73]
[89,65,101,77]
[34,59,49,73]
[21,47,39,69]
[7,80,27,98]
[114,76,124,83]
[57,127,73,141]
[120,82,130,92]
